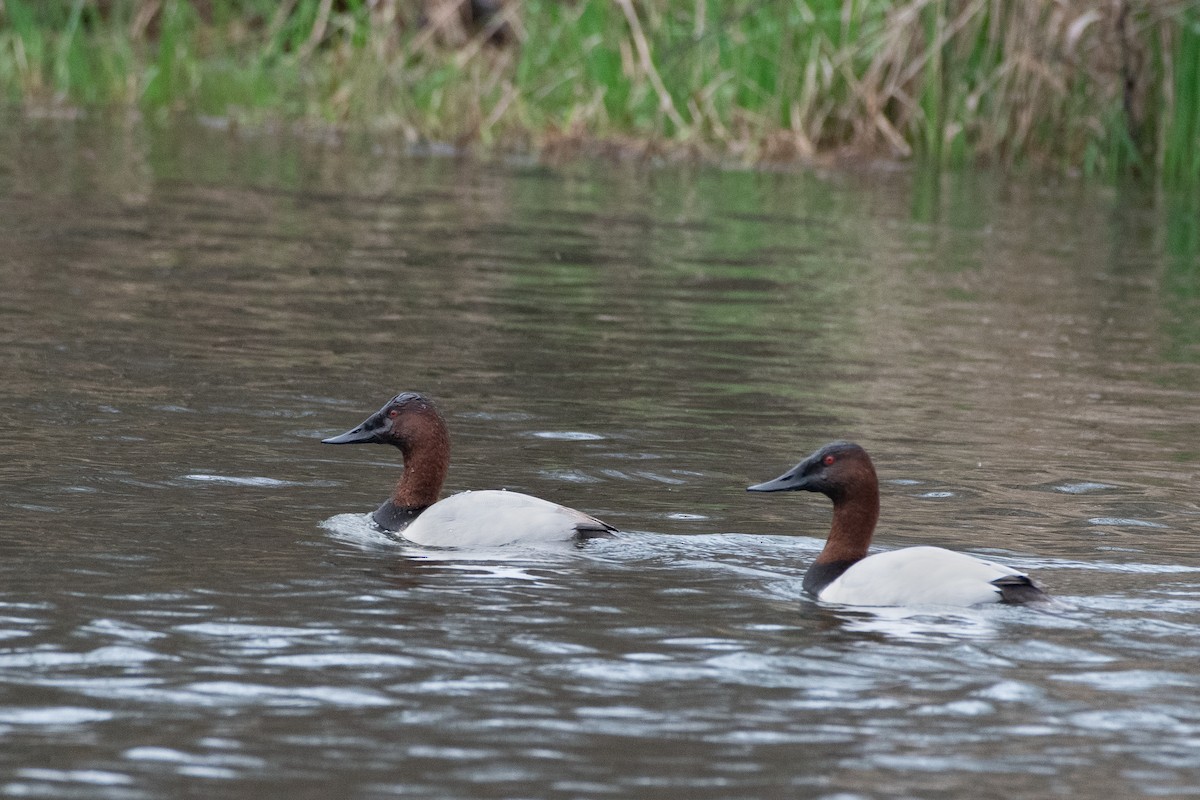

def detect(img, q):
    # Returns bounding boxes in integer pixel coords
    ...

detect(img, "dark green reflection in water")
[471,166,887,423]
[1163,193,1200,365]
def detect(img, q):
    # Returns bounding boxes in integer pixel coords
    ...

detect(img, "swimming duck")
[748,441,1047,606]
[323,392,617,547]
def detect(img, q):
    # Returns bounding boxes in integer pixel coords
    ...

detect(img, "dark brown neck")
[393,430,450,509]
[814,478,880,566]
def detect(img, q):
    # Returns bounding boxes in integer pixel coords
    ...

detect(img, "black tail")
[573,520,618,541]
[992,574,1050,604]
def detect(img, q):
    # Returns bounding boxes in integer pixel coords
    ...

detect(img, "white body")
[817,546,1028,607]
[399,490,608,547]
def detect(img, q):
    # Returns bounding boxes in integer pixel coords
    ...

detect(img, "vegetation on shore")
[1,0,1197,183]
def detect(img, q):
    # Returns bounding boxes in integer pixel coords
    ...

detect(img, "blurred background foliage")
[0,0,1197,182]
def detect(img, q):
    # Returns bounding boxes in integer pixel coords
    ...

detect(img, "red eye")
[823,455,835,466]
[387,409,399,418]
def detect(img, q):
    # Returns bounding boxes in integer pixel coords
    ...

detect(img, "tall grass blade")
[1163,6,1200,186]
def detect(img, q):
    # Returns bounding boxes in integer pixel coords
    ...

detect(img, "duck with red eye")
[748,441,1048,607]
[323,392,616,547]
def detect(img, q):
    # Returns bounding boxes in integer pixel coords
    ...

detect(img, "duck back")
[399,490,615,548]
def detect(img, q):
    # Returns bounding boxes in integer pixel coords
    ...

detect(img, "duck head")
[747,441,875,503]
[322,392,448,455]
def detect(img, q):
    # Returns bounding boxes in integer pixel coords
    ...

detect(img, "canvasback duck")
[748,442,1048,607]
[322,392,617,547]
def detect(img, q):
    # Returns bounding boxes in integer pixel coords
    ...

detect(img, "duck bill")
[747,466,810,492]
[321,420,378,445]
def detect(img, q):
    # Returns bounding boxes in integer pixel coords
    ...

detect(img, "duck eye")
[387,409,400,419]
[822,454,836,466]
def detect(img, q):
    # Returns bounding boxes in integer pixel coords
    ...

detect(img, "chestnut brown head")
[747,441,876,503]
[322,392,447,455]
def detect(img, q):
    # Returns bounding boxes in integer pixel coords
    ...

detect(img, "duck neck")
[815,483,879,566]
[803,489,879,597]
[393,435,450,510]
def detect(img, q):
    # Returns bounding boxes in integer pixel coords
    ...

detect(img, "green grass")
[0,0,1197,183]
[1163,4,1200,184]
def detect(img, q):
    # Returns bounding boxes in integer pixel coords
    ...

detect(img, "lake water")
[2,118,1199,798]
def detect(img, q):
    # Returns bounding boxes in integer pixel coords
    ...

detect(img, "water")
[2,118,1199,798]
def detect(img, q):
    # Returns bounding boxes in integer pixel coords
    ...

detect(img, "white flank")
[399,490,605,547]
[818,546,1027,607]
